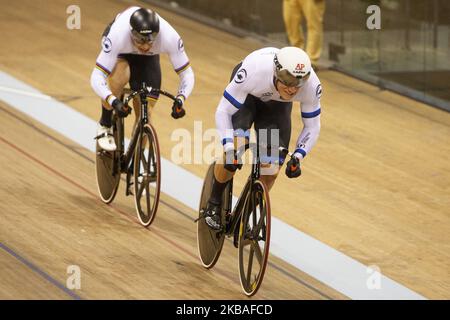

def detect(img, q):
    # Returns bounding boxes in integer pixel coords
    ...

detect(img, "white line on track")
[0,85,52,100]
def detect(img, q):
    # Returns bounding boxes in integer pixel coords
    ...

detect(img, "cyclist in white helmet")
[204,46,322,230]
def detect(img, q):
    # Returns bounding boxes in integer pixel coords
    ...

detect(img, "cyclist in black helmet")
[91,7,195,151]
[129,8,160,47]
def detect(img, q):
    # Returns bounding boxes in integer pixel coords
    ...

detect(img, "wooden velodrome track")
[0,0,449,299]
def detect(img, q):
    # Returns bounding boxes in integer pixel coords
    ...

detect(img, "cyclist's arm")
[90,64,113,103]
[166,44,194,101]
[294,107,321,160]
[163,22,194,102]
[294,84,322,160]
[90,35,120,103]
[216,97,240,152]
[216,67,255,152]
[174,64,194,102]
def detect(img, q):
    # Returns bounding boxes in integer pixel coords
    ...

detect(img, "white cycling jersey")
[216,47,322,160]
[90,6,194,101]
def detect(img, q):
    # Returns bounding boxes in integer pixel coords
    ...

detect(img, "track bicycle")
[196,143,297,296]
[95,83,177,226]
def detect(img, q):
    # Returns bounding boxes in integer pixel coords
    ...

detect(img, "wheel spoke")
[246,245,254,288]
[252,240,264,265]
[241,238,252,247]
[146,144,151,169]
[145,183,151,214]
[252,193,257,229]
[141,148,148,171]
[259,194,267,240]
[137,177,145,198]
[254,201,265,236]
[250,191,264,237]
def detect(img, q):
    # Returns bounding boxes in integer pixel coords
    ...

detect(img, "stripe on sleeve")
[222,138,234,145]
[175,61,190,74]
[95,62,111,76]
[301,108,321,118]
[294,148,307,158]
[223,90,243,109]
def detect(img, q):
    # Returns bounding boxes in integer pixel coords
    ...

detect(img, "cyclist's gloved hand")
[224,149,243,172]
[285,156,301,178]
[171,96,185,119]
[111,98,131,118]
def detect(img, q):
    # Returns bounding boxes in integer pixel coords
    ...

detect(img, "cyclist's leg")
[254,99,292,190]
[211,133,248,202]
[108,58,130,99]
[209,94,257,205]
[97,58,130,151]
[99,58,130,125]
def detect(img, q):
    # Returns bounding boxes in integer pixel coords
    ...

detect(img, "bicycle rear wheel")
[133,123,161,227]
[197,162,230,269]
[238,179,271,296]
[95,121,121,204]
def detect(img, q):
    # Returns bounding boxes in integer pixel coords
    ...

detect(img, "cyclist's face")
[276,80,300,100]
[133,39,153,53]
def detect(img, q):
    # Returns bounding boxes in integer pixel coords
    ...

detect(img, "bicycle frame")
[222,142,291,236]
[223,143,261,236]
[115,84,176,174]
[116,93,147,174]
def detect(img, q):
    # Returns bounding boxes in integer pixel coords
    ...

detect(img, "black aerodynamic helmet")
[129,8,160,44]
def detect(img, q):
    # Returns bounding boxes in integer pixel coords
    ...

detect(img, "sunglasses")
[131,29,158,45]
[276,69,311,88]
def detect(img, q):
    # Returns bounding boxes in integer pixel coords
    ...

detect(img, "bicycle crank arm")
[194,209,206,223]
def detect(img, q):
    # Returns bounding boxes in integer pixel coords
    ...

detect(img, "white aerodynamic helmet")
[274,47,312,87]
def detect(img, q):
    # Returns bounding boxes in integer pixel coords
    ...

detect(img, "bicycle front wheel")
[238,179,271,296]
[133,123,161,227]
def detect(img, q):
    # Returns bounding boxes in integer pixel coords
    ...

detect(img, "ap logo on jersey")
[102,37,112,53]
[234,69,247,84]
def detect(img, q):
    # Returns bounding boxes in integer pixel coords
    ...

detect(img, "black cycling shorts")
[117,54,161,94]
[229,63,292,164]
[102,21,161,95]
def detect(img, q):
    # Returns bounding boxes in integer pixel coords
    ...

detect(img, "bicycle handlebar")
[122,86,177,107]
[236,142,295,164]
